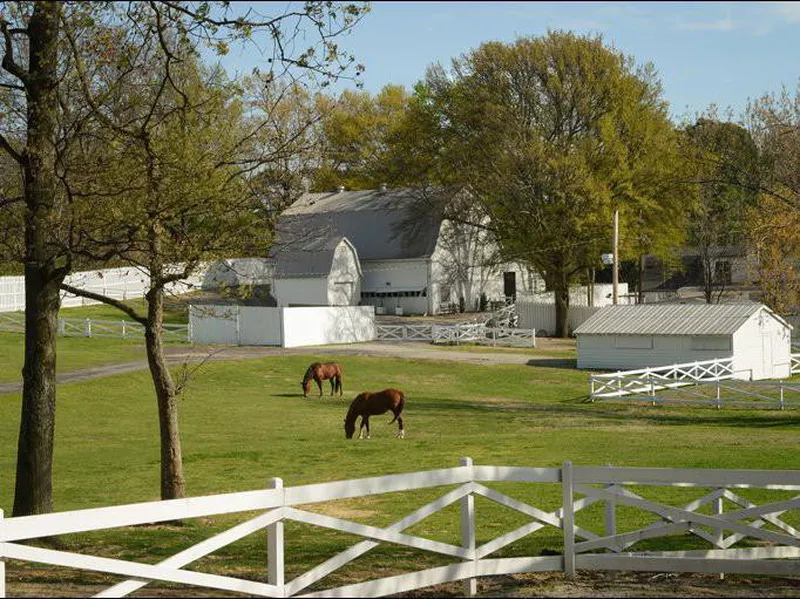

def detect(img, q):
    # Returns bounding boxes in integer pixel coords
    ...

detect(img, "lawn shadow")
[526,358,578,370]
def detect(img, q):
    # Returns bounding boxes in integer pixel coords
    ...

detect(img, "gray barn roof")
[275,188,442,261]
[574,304,789,336]
[272,236,359,279]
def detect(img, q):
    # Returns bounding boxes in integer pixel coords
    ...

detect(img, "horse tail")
[389,391,405,423]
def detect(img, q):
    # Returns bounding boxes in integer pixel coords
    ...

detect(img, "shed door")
[761,334,773,379]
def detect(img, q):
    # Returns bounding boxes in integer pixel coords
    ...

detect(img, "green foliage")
[391,31,689,334]
[311,85,411,191]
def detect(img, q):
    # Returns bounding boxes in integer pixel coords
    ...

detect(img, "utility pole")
[612,208,619,305]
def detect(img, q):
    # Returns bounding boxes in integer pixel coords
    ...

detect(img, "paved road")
[0,342,542,395]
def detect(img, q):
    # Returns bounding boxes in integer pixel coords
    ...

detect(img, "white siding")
[517,303,601,336]
[732,311,792,380]
[327,242,361,306]
[273,277,328,307]
[577,334,735,371]
[361,259,429,315]
[281,306,376,347]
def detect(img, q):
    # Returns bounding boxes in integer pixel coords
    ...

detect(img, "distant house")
[271,236,361,307]
[574,303,793,380]
[273,186,541,315]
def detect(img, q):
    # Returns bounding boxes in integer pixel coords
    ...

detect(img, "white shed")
[574,303,793,380]
[271,236,362,307]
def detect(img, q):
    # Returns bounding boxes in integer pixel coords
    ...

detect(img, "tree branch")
[60,283,148,325]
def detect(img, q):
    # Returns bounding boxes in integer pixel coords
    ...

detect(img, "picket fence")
[0,312,190,343]
[2,459,799,598]
[375,323,536,347]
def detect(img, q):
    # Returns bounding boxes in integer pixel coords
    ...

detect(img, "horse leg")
[363,416,371,440]
[396,415,405,439]
[358,416,367,440]
[338,374,343,396]
[330,378,335,396]
[316,378,323,397]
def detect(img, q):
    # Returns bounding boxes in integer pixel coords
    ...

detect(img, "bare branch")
[60,283,148,325]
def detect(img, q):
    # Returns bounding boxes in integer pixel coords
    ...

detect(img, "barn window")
[691,336,731,351]
[613,336,653,349]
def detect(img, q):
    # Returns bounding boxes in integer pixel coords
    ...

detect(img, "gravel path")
[0,342,542,395]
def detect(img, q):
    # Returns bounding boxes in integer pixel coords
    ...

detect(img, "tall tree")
[394,32,688,336]
[312,84,410,191]
[0,0,368,515]
[683,117,760,303]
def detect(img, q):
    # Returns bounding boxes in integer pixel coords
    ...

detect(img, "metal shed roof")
[573,303,789,336]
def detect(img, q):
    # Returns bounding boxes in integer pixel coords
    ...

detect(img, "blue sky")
[220,1,800,122]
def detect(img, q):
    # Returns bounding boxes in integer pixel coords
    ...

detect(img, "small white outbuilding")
[271,236,362,307]
[574,303,793,380]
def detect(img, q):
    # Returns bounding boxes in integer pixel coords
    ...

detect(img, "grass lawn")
[1,350,799,595]
[0,332,147,384]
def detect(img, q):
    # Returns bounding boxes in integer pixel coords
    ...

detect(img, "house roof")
[276,188,442,261]
[272,236,361,279]
[573,303,790,336]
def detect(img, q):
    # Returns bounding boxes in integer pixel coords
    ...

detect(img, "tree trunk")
[145,285,186,500]
[13,2,63,517]
[638,254,645,304]
[554,274,570,338]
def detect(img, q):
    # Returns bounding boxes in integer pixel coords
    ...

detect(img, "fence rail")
[375,322,536,347]
[0,313,189,343]
[2,459,799,598]
[590,358,737,400]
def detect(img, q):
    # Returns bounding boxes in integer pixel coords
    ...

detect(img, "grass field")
[1,341,799,595]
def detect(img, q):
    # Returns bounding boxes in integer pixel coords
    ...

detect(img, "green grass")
[58,296,189,324]
[1,351,799,593]
[0,332,146,384]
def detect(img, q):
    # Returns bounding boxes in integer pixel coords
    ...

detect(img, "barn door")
[503,272,516,302]
[761,334,773,379]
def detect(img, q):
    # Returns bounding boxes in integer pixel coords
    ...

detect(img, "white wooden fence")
[0,312,190,343]
[2,459,799,598]
[375,323,536,347]
[590,358,737,400]
[516,303,601,337]
[590,355,800,407]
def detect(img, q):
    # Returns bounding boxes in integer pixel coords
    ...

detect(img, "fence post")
[267,477,285,592]
[57,317,65,336]
[604,465,616,547]
[121,320,127,340]
[460,457,476,596]
[714,494,725,580]
[84,317,92,338]
[562,461,575,578]
[0,508,5,598]
[780,383,785,411]
[649,375,656,406]
[715,379,721,410]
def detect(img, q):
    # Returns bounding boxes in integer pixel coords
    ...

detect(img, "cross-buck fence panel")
[2,460,799,598]
[0,313,190,344]
[590,355,800,407]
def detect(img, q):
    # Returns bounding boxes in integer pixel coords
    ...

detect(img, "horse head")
[344,415,356,439]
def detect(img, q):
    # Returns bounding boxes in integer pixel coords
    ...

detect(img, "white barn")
[271,236,362,307]
[574,303,793,380]
[274,187,542,315]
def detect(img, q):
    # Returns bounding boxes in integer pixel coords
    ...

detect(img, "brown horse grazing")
[302,362,343,398]
[344,389,405,439]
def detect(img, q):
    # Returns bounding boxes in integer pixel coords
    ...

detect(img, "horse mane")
[302,363,319,384]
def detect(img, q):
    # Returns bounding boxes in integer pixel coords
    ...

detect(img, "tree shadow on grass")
[408,395,799,429]
[526,358,578,370]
